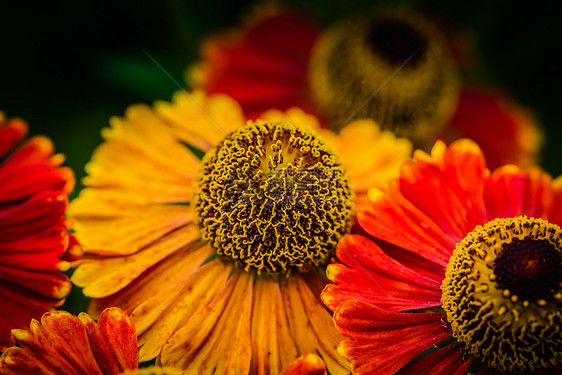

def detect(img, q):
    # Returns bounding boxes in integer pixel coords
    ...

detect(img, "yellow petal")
[70,203,194,256]
[72,225,200,297]
[80,104,200,205]
[251,276,298,373]
[330,120,412,193]
[155,90,245,152]
[282,276,350,375]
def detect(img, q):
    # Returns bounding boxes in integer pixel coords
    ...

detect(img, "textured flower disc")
[442,216,562,372]
[193,120,353,275]
[308,9,459,143]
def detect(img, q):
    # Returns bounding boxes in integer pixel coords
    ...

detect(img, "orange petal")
[251,276,298,373]
[87,243,214,318]
[134,254,230,362]
[281,353,327,375]
[282,275,350,374]
[159,267,253,372]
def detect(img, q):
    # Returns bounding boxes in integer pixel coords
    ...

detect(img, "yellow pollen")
[441,216,562,372]
[193,121,353,275]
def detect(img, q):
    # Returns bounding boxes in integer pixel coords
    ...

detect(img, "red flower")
[0,114,75,350]
[322,139,562,374]
[0,308,137,374]
[191,7,542,170]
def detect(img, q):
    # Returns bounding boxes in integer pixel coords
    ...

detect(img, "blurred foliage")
[1,0,561,314]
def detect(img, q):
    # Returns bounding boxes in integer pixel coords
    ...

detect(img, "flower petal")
[359,139,488,267]
[323,235,442,313]
[251,276,298,373]
[0,115,27,157]
[0,137,73,201]
[70,202,194,256]
[445,88,542,169]
[334,300,451,375]
[155,90,245,152]
[133,252,229,361]
[80,307,137,374]
[159,268,253,373]
[191,9,319,119]
[282,276,351,374]
[72,224,200,297]
[281,353,326,375]
[331,120,412,194]
[396,342,472,375]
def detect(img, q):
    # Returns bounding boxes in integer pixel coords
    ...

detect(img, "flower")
[322,139,562,374]
[0,113,75,350]
[68,89,412,373]
[191,7,542,169]
[0,307,138,374]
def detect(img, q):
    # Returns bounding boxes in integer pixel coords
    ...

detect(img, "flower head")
[191,6,542,169]
[322,139,562,374]
[0,113,75,350]
[69,90,412,373]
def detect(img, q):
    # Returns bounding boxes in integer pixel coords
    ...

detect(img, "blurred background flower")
[1,0,561,340]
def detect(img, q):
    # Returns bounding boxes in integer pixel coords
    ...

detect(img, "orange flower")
[68,90,413,373]
[0,308,137,374]
[0,113,75,350]
[322,139,562,374]
[191,7,542,170]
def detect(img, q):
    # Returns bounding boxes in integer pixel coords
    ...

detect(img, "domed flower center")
[308,10,459,142]
[441,216,562,372]
[193,121,353,275]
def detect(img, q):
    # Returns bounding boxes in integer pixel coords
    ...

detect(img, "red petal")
[323,235,442,313]
[0,280,67,350]
[0,191,67,240]
[196,8,319,118]
[483,166,526,219]
[334,300,451,375]
[445,88,542,169]
[396,342,472,375]
[359,140,488,267]
[484,165,562,228]
[0,117,27,157]
[81,307,138,374]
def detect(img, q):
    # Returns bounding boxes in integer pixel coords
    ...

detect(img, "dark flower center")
[366,18,427,66]
[193,121,353,275]
[308,9,459,142]
[495,237,562,302]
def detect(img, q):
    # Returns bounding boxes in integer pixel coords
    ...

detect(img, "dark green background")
[1,0,561,314]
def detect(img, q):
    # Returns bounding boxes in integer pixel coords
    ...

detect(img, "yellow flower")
[69,90,411,373]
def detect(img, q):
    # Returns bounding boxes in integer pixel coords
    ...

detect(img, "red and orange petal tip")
[0,308,137,375]
[280,354,327,375]
[0,113,27,157]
